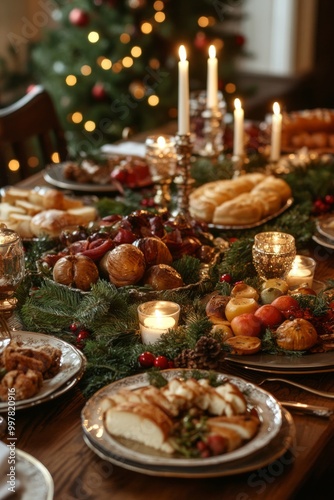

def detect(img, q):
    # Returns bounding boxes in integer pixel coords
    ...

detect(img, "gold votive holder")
[252,231,296,281]
[137,301,180,345]
[286,255,316,290]
[145,134,177,208]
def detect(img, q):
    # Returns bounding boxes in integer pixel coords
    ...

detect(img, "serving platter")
[82,369,283,472]
[0,331,86,411]
[83,408,294,478]
[225,350,334,374]
[207,198,294,230]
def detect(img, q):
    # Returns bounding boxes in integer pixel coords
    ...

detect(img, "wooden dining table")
[2,159,334,500]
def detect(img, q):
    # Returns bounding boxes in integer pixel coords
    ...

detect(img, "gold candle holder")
[252,231,296,281]
[0,226,25,340]
[145,134,177,209]
[173,132,195,218]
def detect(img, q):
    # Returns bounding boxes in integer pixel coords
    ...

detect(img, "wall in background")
[239,0,318,76]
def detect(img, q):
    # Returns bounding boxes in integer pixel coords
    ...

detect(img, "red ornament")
[92,83,108,101]
[219,273,232,283]
[154,355,169,370]
[235,34,246,47]
[138,351,156,368]
[194,32,208,51]
[313,199,329,215]
[69,8,90,27]
[325,194,334,206]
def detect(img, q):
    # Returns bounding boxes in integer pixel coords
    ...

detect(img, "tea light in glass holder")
[286,255,316,289]
[137,300,180,345]
[252,231,296,281]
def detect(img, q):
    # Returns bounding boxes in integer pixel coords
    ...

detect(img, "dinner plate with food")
[82,369,283,475]
[44,153,152,192]
[0,331,86,411]
[188,173,293,228]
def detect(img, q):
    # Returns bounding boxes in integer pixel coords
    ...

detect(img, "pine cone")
[174,336,223,370]
[174,348,193,368]
[194,336,221,359]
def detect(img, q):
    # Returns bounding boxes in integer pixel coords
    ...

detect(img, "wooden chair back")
[0,85,68,186]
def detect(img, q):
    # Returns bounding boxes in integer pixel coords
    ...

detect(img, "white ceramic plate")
[83,408,295,478]
[82,369,283,469]
[0,331,86,411]
[316,215,334,241]
[44,160,152,192]
[44,163,117,192]
[226,350,334,374]
[15,449,54,500]
[312,232,334,250]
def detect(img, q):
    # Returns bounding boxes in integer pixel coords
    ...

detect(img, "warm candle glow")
[234,98,241,110]
[157,136,166,148]
[233,98,244,156]
[273,101,280,115]
[207,45,218,109]
[178,45,189,134]
[270,101,282,162]
[179,44,187,62]
[209,44,216,59]
[138,300,180,345]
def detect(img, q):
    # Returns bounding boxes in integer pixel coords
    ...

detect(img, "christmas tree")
[30,0,246,153]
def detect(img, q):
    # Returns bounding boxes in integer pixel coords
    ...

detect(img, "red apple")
[230,313,263,337]
[254,304,284,329]
[271,295,300,316]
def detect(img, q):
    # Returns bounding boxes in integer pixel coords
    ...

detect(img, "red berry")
[77,330,90,342]
[168,360,175,368]
[70,323,78,333]
[325,194,334,205]
[206,434,227,456]
[138,351,156,368]
[219,273,232,283]
[153,355,169,370]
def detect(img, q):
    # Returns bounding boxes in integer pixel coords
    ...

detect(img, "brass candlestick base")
[173,133,195,218]
[152,176,173,209]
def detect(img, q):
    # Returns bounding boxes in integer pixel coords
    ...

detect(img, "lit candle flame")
[179,45,187,62]
[273,101,280,115]
[209,44,216,59]
[157,136,166,148]
[234,98,242,110]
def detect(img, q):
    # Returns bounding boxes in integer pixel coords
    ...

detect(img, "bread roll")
[212,194,264,226]
[189,173,291,225]
[30,209,73,237]
[252,176,292,202]
[104,402,174,453]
